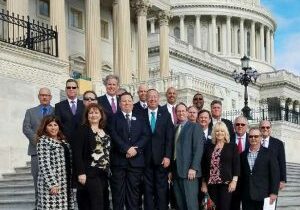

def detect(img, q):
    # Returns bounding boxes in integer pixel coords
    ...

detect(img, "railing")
[0,10,58,57]
[223,107,300,125]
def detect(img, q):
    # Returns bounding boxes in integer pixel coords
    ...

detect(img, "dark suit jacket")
[133,101,146,117]
[143,107,174,165]
[240,147,280,201]
[55,99,84,142]
[109,111,150,167]
[73,124,110,177]
[231,133,250,153]
[209,118,235,142]
[202,142,240,183]
[97,95,118,119]
[173,121,204,178]
[23,105,54,155]
[268,136,287,182]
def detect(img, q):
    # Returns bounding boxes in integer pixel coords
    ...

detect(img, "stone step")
[1,172,32,179]
[0,190,34,201]
[277,196,300,206]
[14,166,31,174]
[0,184,34,193]
[278,190,300,197]
[0,199,35,210]
[0,177,33,186]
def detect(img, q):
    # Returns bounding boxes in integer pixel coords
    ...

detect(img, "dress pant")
[77,169,108,210]
[231,180,242,210]
[31,155,38,208]
[144,161,168,210]
[208,184,232,210]
[110,166,143,210]
[242,199,264,210]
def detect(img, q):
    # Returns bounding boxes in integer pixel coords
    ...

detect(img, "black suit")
[55,99,84,143]
[143,107,174,210]
[209,118,235,142]
[133,101,147,117]
[97,95,118,120]
[109,111,150,210]
[241,147,280,210]
[267,136,287,183]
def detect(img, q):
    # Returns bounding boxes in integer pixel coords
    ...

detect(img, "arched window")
[247,31,250,56]
[187,25,194,45]
[174,27,180,39]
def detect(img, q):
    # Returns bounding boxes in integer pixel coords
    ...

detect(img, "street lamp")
[233,56,258,119]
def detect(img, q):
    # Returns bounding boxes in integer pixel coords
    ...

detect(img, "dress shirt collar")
[140,101,147,109]
[122,111,132,119]
[212,117,221,125]
[203,128,208,139]
[106,94,117,104]
[249,146,260,153]
[261,136,270,148]
[167,103,176,110]
[67,98,78,106]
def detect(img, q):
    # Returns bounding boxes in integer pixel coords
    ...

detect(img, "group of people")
[22,74,286,210]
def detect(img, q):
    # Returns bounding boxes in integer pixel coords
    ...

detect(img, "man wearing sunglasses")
[259,120,286,190]
[192,93,204,111]
[240,127,279,210]
[82,90,98,107]
[231,116,250,210]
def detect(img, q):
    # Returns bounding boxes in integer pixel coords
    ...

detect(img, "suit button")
[128,138,131,141]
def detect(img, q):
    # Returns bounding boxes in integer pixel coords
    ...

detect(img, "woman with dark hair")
[36,115,74,210]
[201,121,240,210]
[73,103,111,210]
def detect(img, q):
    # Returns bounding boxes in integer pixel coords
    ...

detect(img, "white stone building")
[0,0,299,173]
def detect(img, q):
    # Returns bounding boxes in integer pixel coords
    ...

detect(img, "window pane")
[70,8,83,29]
[39,0,50,17]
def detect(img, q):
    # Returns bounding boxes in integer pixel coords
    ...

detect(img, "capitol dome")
[169,0,276,73]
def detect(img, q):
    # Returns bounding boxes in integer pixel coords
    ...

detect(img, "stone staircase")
[0,162,299,210]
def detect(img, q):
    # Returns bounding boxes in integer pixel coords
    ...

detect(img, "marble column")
[260,24,265,61]
[251,21,256,58]
[271,31,275,65]
[50,0,68,61]
[113,0,119,75]
[118,0,132,84]
[211,15,217,54]
[85,0,101,82]
[6,0,28,17]
[150,18,156,34]
[280,96,286,121]
[239,18,244,56]
[158,11,171,77]
[133,0,150,81]
[266,28,270,63]
[195,15,201,48]
[226,16,232,55]
[180,15,185,41]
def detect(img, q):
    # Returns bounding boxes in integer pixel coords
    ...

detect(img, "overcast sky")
[261,0,300,76]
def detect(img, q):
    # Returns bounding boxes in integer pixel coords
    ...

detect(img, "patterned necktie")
[143,103,147,109]
[172,106,177,124]
[42,107,47,117]
[262,139,267,148]
[71,101,76,115]
[150,112,156,133]
[111,97,117,114]
[174,124,182,160]
[237,137,243,154]
[125,114,131,131]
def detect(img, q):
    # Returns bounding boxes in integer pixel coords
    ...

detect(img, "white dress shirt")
[166,103,176,124]
[67,98,78,109]
[148,108,158,124]
[261,136,270,148]
[106,94,117,107]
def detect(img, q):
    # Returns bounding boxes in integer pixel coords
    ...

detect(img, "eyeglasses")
[66,86,77,89]
[249,135,260,139]
[83,97,96,101]
[193,98,203,101]
[39,94,51,97]
[260,126,271,130]
[235,123,246,127]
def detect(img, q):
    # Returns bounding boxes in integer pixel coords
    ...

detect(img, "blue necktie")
[42,107,47,117]
[150,112,156,133]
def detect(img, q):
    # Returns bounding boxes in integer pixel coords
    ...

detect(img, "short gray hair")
[103,74,119,86]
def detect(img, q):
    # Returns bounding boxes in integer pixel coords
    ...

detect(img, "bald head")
[38,87,52,106]
[166,87,177,105]
[137,84,148,102]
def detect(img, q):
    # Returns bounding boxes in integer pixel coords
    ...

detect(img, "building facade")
[0,0,299,172]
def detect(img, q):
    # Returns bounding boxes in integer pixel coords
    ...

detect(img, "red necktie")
[237,137,243,154]
[172,106,177,124]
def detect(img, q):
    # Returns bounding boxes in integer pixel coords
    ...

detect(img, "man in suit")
[187,105,198,123]
[110,92,150,210]
[143,89,174,210]
[231,116,250,210]
[197,109,212,145]
[259,120,287,190]
[133,84,148,116]
[97,74,119,119]
[172,102,204,210]
[241,127,279,210]
[23,87,54,208]
[192,93,204,111]
[55,79,84,143]
[209,100,235,142]
[161,87,177,125]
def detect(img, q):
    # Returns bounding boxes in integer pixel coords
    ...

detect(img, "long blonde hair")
[211,121,230,144]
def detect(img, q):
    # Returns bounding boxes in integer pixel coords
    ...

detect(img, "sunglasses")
[260,126,271,130]
[193,98,203,101]
[235,123,246,127]
[66,86,77,89]
[83,97,96,101]
[249,135,260,138]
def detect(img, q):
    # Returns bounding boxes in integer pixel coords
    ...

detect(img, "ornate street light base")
[242,105,252,120]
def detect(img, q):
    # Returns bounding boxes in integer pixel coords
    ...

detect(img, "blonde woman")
[201,121,240,210]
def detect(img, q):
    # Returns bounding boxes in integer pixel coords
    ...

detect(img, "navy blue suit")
[133,101,147,117]
[109,111,150,210]
[143,107,174,210]
[97,95,118,120]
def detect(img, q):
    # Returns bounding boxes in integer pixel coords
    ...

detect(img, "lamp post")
[233,56,258,119]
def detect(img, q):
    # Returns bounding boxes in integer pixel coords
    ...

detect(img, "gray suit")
[173,121,204,210]
[22,105,54,204]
